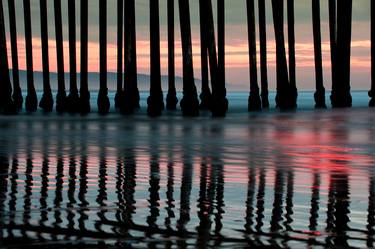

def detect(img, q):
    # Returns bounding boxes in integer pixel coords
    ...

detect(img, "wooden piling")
[371,0,375,107]
[178,0,199,116]
[271,0,295,110]
[312,0,326,108]
[8,0,23,109]
[54,0,67,113]
[213,0,228,116]
[23,0,38,112]
[330,0,352,108]
[115,0,123,109]
[39,0,54,112]
[147,0,164,117]
[121,0,139,114]
[199,0,211,110]
[67,0,80,113]
[247,0,262,111]
[287,0,297,99]
[258,0,269,108]
[98,0,110,114]
[205,0,228,117]
[166,0,178,110]
[80,0,91,114]
[0,0,16,114]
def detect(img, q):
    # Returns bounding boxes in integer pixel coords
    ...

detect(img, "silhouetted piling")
[287,0,297,99]
[39,0,54,112]
[148,0,164,117]
[115,0,123,109]
[199,0,212,110]
[258,0,269,108]
[370,0,375,107]
[312,0,326,108]
[0,2,12,113]
[67,0,80,113]
[178,0,199,116]
[205,0,228,117]
[23,0,37,112]
[80,0,90,114]
[271,0,296,110]
[328,0,337,104]
[247,0,262,111]
[98,0,110,114]
[122,0,139,114]
[166,0,178,110]
[330,0,353,108]
[8,0,22,110]
[54,0,67,113]
[0,0,16,114]
[214,0,228,116]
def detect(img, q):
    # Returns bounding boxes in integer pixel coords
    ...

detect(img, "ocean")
[0,91,374,248]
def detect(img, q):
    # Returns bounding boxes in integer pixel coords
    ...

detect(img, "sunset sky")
[1,0,372,91]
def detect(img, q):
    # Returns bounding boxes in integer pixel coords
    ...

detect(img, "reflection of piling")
[0,152,9,245]
[148,0,165,117]
[247,0,262,111]
[23,0,38,112]
[179,0,199,116]
[54,0,67,113]
[326,172,350,248]
[166,0,178,110]
[177,159,193,233]
[146,155,161,232]
[245,167,256,232]
[39,131,49,231]
[115,0,123,109]
[309,171,320,232]
[284,171,294,231]
[7,158,19,239]
[312,0,326,108]
[39,0,54,112]
[367,170,375,247]
[370,0,375,107]
[95,146,109,232]
[255,168,266,232]
[98,0,110,114]
[8,0,23,109]
[199,0,211,110]
[80,0,91,114]
[270,169,284,232]
[258,0,269,108]
[67,0,80,113]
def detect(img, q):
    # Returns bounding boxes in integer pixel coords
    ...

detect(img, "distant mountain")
[11,70,244,92]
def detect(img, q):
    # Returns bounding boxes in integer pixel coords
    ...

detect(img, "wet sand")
[0,93,374,248]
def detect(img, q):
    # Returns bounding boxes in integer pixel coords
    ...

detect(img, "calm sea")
[0,91,374,248]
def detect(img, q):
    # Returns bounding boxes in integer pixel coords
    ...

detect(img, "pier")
[0,0,371,116]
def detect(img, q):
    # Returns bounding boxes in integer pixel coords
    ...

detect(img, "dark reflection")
[22,123,34,239]
[53,122,64,239]
[146,124,161,236]
[309,170,320,232]
[0,140,10,244]
[78,123,89,233]
[66,123,77,235]
[39,122,50,240]
[0,117,372,248]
